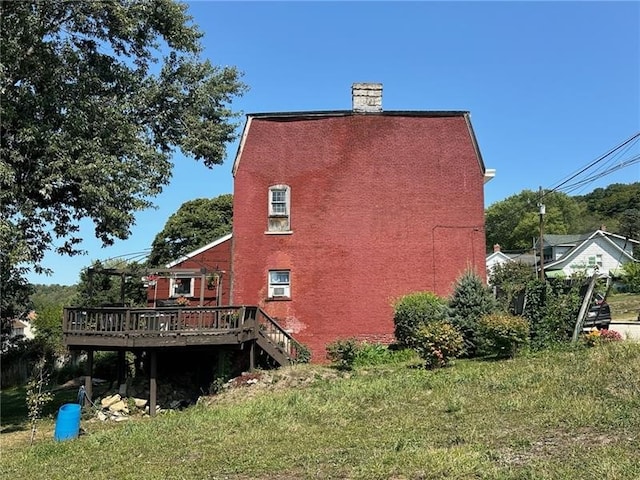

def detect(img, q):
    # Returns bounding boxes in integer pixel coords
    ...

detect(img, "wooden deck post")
[149,350,157,417]
[117,350,126,387]
[249,340,255,372]
[85,349,93,409]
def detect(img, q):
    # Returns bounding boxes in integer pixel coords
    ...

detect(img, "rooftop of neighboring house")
[537,229,640,249]
[486,244,538,266]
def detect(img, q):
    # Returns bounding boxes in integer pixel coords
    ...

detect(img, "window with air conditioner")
[268,270,290,299]
[267,185,291,233]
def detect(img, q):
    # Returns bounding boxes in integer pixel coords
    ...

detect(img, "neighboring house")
[146,233,232,307]
[229,83,494,359]
[486,244,538,280]
[539,230,638,278]
[10,318,35,340]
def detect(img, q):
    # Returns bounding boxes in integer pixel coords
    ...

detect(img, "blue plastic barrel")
[54,403,81,441]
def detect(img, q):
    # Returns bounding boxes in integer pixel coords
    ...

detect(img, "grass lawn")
[608,293,640,321]
[2,342,640,479]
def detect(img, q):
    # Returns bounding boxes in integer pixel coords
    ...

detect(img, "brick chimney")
[352,82,382,113]
[493,244,501,253]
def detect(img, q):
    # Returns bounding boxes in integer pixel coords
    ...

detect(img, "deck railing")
[63,306,247,336]
[63,305,303,365]
[248,307,308,363]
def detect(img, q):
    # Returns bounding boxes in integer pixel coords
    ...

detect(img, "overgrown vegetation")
[476,313,530,358]
[393,291,449,349]
[326,338,416,370]
[2,344,640,479]
[25,358,53,446]
[413,321,464,368]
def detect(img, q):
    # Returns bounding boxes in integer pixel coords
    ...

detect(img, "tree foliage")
[448,270,496,356]
[74,260,148,307]
[392,292,449,349]
[1,260,34,349]
[575,183,640,223]
[489,261,536,314]
[148,194,233,266]
[1,0,246,275]
[485,183,640,252]
[485,190,583,251]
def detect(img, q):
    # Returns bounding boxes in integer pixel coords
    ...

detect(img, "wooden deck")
[63,305,304,364]
[63,305,253,348]
[63,305,306,417]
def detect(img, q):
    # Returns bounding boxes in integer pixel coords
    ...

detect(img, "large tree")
[0,0,246,280]
[148,194,233,266]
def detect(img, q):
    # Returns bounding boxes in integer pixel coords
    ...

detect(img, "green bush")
[413,321,464,369]
[477,313,530,358]
[326,338,360,370]
[293,342,311,364]
[326,339,416,370]
[622,261,640,293]
[525,278,581,350]
[393,292,449,348]
[448,270,497,357]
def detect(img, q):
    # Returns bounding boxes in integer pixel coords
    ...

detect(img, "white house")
[485,244,538,281]
[541,230,638,278]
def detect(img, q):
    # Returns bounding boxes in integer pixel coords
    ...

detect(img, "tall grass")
[2,343,640,479]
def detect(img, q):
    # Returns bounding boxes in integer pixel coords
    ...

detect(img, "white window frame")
[267,184,292,233]
[170,277,195,297]
[268,270,291,299]
[596,254,603,267]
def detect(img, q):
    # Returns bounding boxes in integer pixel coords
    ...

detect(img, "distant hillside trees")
[75,260,147,307]
[485,182,640,252]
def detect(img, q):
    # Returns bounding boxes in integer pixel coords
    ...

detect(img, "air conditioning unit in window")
[270,286,289,298]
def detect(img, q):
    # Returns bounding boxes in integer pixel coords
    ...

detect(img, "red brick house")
[64,84,494,409]
[145,233,232,307]
[228,83,494,360]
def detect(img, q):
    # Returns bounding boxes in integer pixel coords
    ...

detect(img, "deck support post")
[117,350,126,388]
[149,350,157,417]
[84,349,94,409]
[249,340,255,372]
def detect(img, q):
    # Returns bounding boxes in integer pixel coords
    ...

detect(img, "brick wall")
[232,114,487,361]
[146,237,232,307]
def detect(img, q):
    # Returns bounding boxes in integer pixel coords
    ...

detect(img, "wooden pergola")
[86,266,220,307]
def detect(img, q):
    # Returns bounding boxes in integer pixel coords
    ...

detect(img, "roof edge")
[166,233,233,269]
[245,110,471,119]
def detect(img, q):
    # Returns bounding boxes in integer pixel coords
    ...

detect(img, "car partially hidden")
[583,293,612,330]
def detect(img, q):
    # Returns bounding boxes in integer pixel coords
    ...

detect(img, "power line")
[542,131,640,200]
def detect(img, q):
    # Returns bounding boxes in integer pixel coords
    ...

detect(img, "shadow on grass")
[1,382,111,434]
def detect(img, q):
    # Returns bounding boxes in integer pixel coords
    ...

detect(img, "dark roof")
[505,253,538,266]
[246,110,470,119]
[544,234,588,246]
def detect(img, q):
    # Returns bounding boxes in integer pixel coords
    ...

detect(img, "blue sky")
[29,0,640,286]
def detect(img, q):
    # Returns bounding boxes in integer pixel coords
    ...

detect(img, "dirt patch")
[198,365,346,406]
[497,428,630,466]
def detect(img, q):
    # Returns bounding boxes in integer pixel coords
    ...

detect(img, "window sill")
[264,231,293,235]
[265,297,292,302]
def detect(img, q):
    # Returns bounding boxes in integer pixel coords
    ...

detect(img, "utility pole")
[538,186,545,282]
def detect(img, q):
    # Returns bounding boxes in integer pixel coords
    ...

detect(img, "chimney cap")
[493,244,501,253]
[352,82,383,113]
